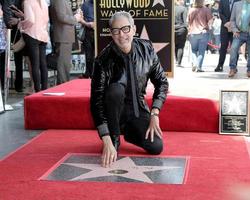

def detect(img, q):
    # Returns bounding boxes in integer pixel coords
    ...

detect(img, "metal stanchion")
[4,29,13,111]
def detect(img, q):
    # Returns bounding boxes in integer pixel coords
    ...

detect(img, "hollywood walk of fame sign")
[42,154,188,184]
[219,90,249,135]
[94,0,173,76]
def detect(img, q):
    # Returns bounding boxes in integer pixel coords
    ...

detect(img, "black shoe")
[110,135,120,152]
[176,64,184,68]
[79,73,90,79]
[196,69,204,72]
[214,66,223,72]
[15,88,23,93]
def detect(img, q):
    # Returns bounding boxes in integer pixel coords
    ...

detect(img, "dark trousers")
[23,34,48,92]
[218,27,234,67]
[82,28,94,78]
[11,28,23,91]
[55,42,72,84]
[0,51,5,90]
[175,28,187,65]
[105,83,163,155]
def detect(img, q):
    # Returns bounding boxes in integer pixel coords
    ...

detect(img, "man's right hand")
[224,21,232,32]
[233,32,240,38]
[101,135,117,168]
[74,13,82,23]
[86,22,95,30]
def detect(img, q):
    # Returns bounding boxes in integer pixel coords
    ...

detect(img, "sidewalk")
[168,43,250,100]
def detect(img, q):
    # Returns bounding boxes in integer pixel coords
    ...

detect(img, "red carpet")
[24,79,219,132]
[0,130,250,200]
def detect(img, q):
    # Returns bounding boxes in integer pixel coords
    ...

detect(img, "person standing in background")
[2,0,24,92]
[20,0,49,92]
[188,0,213,72]
[174,0,188,68]
[50,0,82,84]
[228,0,250,78]
[214,0,240,72]
[8,1,35,94]
[80,0,94,78]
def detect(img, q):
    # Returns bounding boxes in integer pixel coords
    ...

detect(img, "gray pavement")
[168,42,250,100]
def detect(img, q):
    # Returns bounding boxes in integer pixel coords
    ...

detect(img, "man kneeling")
[90,11,169,167]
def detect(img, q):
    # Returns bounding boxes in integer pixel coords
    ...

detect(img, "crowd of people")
[0,0,94,94]
[175,0,250,78]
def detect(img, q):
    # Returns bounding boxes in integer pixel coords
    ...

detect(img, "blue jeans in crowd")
[229,32,250,72]
[189,32,209,70]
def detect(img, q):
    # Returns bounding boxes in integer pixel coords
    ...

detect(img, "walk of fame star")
[222,92,248,115]
[43,155,187,184]
[152,0,165,7]
[65,157,180,183]
[140,26,169,53]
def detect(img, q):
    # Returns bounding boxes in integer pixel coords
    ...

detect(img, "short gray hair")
[109,11,134,27]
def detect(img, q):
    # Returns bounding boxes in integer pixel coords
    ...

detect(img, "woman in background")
[9,1,35,94]
[188,0,213,72]
[20,0,49,92]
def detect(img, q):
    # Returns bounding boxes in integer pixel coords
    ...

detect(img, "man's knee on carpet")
[124,133,163,155]
[143,137,163,155]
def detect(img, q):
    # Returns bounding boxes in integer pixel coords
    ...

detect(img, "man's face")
[111,16,136,53]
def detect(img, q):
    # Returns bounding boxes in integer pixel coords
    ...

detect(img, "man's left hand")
[87,22,95,30]
[145,109,162,142]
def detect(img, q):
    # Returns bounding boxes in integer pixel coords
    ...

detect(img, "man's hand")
[86,22,95,30]
[233,32,240,38]
[10,5,24,19]
[145,109,163,142]
[224,21,232,32]
[74,13,82,23]
[101,135,117,167]
[79,19,95,30]
[224,21,230,28]
[9,17,20,26]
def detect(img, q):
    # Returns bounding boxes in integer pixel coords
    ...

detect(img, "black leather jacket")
[90,38,169,137]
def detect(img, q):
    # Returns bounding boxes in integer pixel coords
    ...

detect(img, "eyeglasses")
[110,25,132,35]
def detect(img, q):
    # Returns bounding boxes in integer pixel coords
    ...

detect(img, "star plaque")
[220,90,249,135]
[41,154,188,184]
